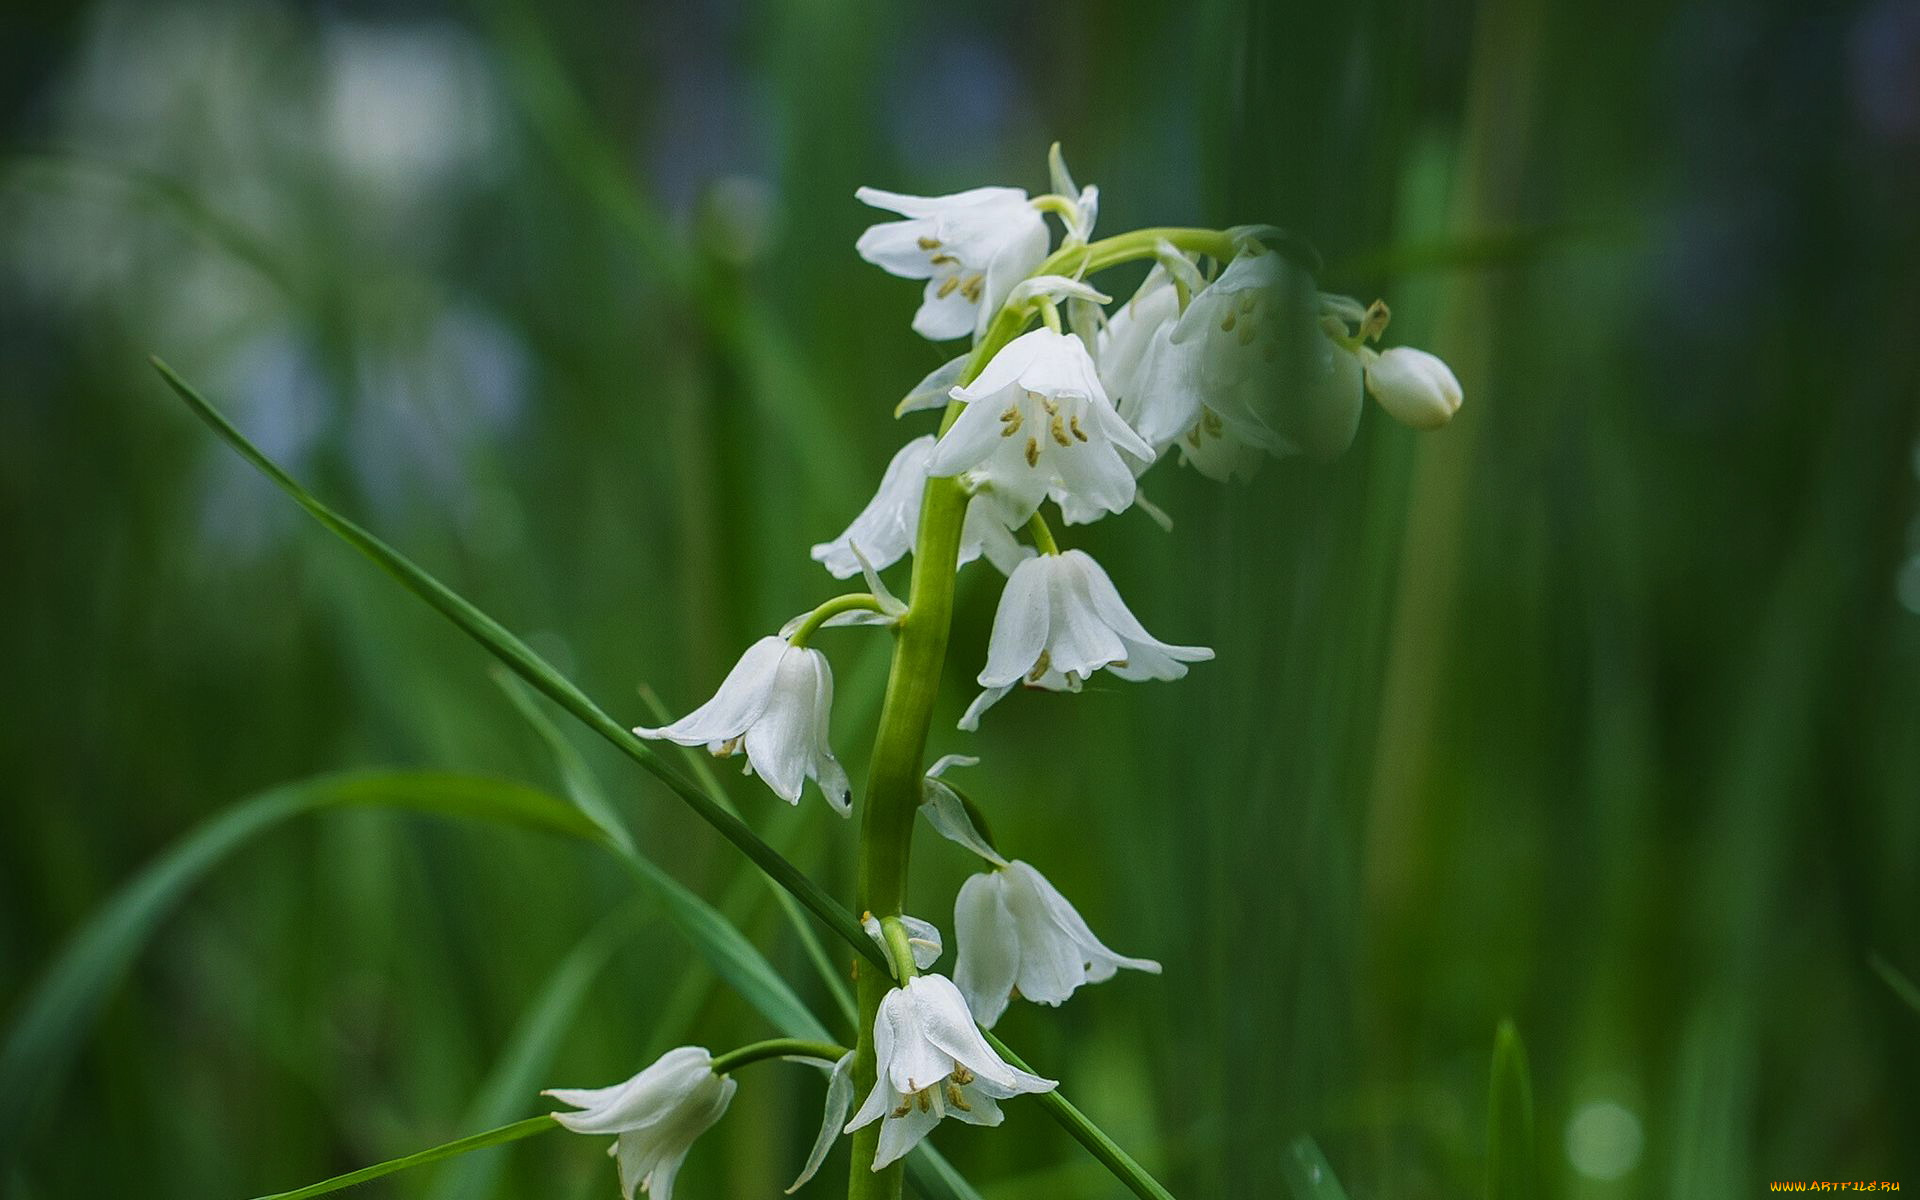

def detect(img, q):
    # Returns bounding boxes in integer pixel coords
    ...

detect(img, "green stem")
[1026,510,1060,556]
[710,1037,849,1074]
[878,914,923,981]
[848,471,969,1200]
[789,592,887,647]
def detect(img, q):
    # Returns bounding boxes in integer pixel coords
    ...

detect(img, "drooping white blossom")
[632,636,851,813]
[844,974,1056,1170]
[855,187,1050,342]
[544,1047,735,1200]
[961,549,1212,729]
[954,860,1161,1027]
[928,328,1154,526]
[810,435,1032,579]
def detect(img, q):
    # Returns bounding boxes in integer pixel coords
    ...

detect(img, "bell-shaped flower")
[961,549,1212,729]
[927,328,1154,526]
[633,636,851,813]
[954,860,1162,1027]
[544,1046,735,1200]
[844,974,1056,1170]
[810,435,1032,579]
[1362,345,1463,430]
[856,186,1050,342]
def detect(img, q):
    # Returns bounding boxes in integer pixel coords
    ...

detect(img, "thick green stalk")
[848,472,970,1200]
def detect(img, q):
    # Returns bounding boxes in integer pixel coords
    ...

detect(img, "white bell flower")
[856,186,1050,342]
[960,549,1212,730]
[810,435,1032,579]
[928,328,1154,526]
[632,636,851,814]
[954,860,1161,1028]
[1362,345,1463,430]
[844,974,1056,1170]
[544,1046,735,1200]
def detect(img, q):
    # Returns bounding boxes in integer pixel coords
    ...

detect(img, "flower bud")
[1364,346,1463,431]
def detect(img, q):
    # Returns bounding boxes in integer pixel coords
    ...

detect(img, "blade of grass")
[153,355,874,966]
[249,1116,557,1200]
[1280,1136,1353,1200]
[492,668,829,1041]
[0,770,604,1161]
[425,908,639,1200]
[1487,1020,1538,1200]
[637,682,857,1030]
[154,359,1177,1200]
[1869,952,1920,1017]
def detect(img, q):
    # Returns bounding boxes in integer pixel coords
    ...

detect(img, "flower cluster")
[550,147,1460,1196]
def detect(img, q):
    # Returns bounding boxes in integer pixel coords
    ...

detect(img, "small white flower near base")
[545,1047,734,1200]
[961,550,1211,729]
[856,186,1050,342]
[844,974,1056,1169]
[954,860,1162,1027]
[633,636,851,813]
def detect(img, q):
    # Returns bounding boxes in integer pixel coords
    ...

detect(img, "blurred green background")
[3,0,1917,1197]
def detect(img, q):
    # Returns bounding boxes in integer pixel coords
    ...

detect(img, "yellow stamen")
[951,1065,974,1085]
[929,253,958,266]
[1070,415,1088,442]
[936,276,960,299]
[917,236,941,250]
[999,406,1023,436]
[1025,436,1039,467]
[960,274,985,303]
[945,1081,971,1112]
[1050,414,1070,447]
[1220,311,1237,332]
[916,1090,933,1113]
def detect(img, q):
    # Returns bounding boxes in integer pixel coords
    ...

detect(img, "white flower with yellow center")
[927,328,1154,526]
[632,635,851,813]
[843,973,1056,1170]
[960,549,1212,729]
[855,186,1050,342]
[544,1047,735,1200]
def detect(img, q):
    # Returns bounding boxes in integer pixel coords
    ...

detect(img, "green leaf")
[1869,952,1920,1017]
[1280,1136,1352,1200]
[250,1116,558,1200]
[0,770,602,1162]
[1487,1019,1539,1200]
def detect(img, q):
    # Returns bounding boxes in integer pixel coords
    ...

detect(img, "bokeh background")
[4,0,1918,1196]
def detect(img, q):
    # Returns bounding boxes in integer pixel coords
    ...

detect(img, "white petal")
[926,386,1016,479]
[1010,860,1160,979]
[908,976,1055,1096]
[978,556,1057,688]
[870,1097,942,1170]
[875,984,953,1097]
[956,685,1012,732]
[786,1053,854,1193]
[631,638,785,748]
[896,355,970,417]
[913,277,982,341]
[920,776,1009,866]
[811,436,935,579]
[953,872,1020,1027]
